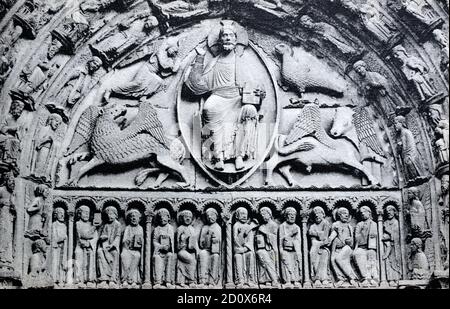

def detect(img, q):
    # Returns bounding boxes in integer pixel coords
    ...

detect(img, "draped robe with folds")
[0,187,14,268]
[74,221,97,283]
[278,222,302,284]
[97,220,121,283]
[121,224,144,284]
[186,48,252,161]
[383,218,402,281]
[51,220,67,283]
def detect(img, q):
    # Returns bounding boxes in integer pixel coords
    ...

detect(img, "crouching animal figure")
[64,102,190,187]
[265,101,383,186]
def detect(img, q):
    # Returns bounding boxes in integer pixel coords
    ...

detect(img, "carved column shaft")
[225,219,233,287]
[400,191,408,279]
[66,208,74,285]
[13,180,24,277]
[430,179,444,272]
[377,212,387,285]
[144,210,153,286]
[301,215,311,286]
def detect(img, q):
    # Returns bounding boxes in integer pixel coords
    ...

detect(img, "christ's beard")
[222,42,236,51]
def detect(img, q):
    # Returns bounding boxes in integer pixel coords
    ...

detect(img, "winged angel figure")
[265,100,384,186]
[63,101,190,188]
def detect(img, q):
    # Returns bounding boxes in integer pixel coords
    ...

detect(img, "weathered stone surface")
[0,0,448,289]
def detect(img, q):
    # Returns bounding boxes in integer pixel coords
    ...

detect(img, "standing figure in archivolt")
[299,15,362,57]
[357,1,399,44]
[393,115,426,184]
[392,45,438,103]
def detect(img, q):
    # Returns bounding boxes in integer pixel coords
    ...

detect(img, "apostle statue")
[153,208,175,288]
[326,207,358,287]
[121,209,144,287]
[198,208,222,288]
[176,209,198,287]
[255,207,280,288]
[51,207,67,286]
[74,205,97,287]
[278,207,302,288]
[353,206,379,287]
[308,206,331,287]
[97,206,121,288]
[233,207,258,288]
[382,204,402,285]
